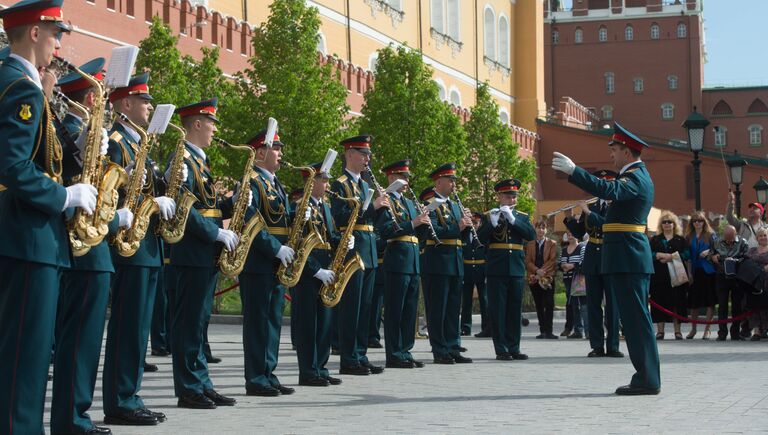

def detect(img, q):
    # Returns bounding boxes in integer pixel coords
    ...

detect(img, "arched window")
[498,15,509,66]
[484,6,496,59]
[677,22,687,38]
[602,105,614,120]
[712,100,733,116]
[633,77,643,94]
[748,98,768,114]
[434,79,447,101]
[598,26,608,42]
[667,75,678,90]
[431,0,444,33]
[661,103,675,120]
[552,29,559,44]
[714,126,727,147]
[625,25,633,41]
[650,23,660,40]
[449,87,461,106]
[499,109,509,125]
[749,125,764,146]
[604,72,615,94]
[574,27,583,44]
[446,0,460,40]
[368,52,379,72]
[316,32,327,55]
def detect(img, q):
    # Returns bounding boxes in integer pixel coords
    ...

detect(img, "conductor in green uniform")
[552,122,661,395]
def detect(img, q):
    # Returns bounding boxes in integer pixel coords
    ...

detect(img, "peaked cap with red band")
[57,57,105,94]
[429,162,457,181]
[419,186,435,202]
[301,161,331,180]
[109,72,152,103]
[0,0,70,31]
[340,134,372,155]
[176,97,219,123]
[609,122,649,153]
[247,128,283,149]
[381,159,411,177]
[592,169,618,180]
[494,178,521,194]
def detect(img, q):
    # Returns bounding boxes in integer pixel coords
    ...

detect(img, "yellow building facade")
[206,0,545,131]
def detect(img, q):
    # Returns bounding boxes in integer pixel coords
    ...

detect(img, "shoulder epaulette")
[109,131,123,143]
[183,150,191,159]
[337,174,348,183]
[624,168,640,174]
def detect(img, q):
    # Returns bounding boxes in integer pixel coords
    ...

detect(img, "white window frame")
[552,29,559,44]
[316,32,327,55]
[431,0,445,33]
[650,23,660,40]
[598,26,607,42]
[605,72,615,95]
[574,27,583,44]
[499,108,510,126]
[625,25,634,41]
[677,23,687,38]
[484,5,496,59]
[432,0,460,40]
[749,125,763,146]
[434,78,447,101]
[661,103,675,120]
[667,75,678,90]
[602,105,614,120]
[449,86,461,106]
[498,14,510,67]
[633,77,644,94]
[368,52,379,72]
[714,126,727,147]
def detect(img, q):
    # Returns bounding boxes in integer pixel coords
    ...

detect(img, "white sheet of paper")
[320,149,337,175]
[426,197,447,212]
[362,188,374,211]
[385,179,407,194]
[147,104,175,134]
[104,45,139,88]
[265,117,278,148]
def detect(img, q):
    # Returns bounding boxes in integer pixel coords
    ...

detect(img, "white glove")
[116,207,133,229]
[314,268,336,285]
[63,183,98,214]
[276,245,295,267]
[164,163,188,184]
[76,127,109,156]
[500,205,515,225]
[154,196,176,220]
[303,206,312,222]
[216,229,240,252]
[99,128,108,156]
[232,183,253,207]
[489,208,501,227]
[347,236,355,250]
[552,152,576,176]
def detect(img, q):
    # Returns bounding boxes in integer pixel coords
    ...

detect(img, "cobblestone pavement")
[45,317,768,434]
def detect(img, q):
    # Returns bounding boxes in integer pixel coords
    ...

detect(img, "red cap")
[1,6,63,29]
[749,202,765,214]
[109,83,149,103]
[178,104,217,119]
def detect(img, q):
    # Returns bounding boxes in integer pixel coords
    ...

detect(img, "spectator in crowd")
[559,231,587,339]
[726,193,767,249]
[649,211,690,340]
[744,227,768,341]
[558,233,574,337]
[710,225,749,341]
[685,211,718,339]
[525,219,558,339]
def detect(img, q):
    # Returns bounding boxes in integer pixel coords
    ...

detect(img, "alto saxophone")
[57,59,128,256]
[158,123,197,243]
[319,191,364,308]
[216,138,266,277]
[276,161,324,287]
[111,114,159,257]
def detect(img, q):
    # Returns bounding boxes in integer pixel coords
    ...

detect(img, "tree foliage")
[461,83,536,215]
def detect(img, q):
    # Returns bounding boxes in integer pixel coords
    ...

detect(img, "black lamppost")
[727,151,748,218]
[754,176,768,220]
[683,107,710,211]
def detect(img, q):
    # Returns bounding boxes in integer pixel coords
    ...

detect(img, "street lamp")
[727,150,748,218]
[682,107,710,211]
[754,176,768,219]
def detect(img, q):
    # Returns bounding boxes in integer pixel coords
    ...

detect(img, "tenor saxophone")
[158,123,198,243]
[216,138,266,277]
[319,191,364,308]
[276,161,324,287]
[111,114,159,257]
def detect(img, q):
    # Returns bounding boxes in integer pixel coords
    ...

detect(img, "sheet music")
[320,149,337,174]
[426,197,447,212]
[362,188,374,211]
[104,45,139,88]
[147,104,176,134]
[265,117,278,148]
[385,179,407,194]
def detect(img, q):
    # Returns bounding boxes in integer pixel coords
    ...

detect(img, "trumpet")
[545,197,599,218]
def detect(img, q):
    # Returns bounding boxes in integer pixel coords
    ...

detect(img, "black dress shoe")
[385,360,414,369]
[339,365,370,375]
[588,349,606,358]
[246,385,280,397]
[143,362,158,373]
[204,389,236,406]
[567,332,584,339]
[433,355,455,364]
[104,409,158,426]
[299,377,330,387]
[363,362,384,374]
[545,333,559,339]
[474,331,491,338]
[451,354,473,363]
[496,353,512,361]
[178,392,217,409]
[606,350,625,358]
[324,376,342,385]
[140,408,166,422]
[205,355,222,364]
[276,385,295,395]
[615,384,660,396]
[535,334,545,339]
[457,346,468,352]
[151,348,170,357]
[409,359,425,368]
[510,352,528,360]
[367,340,383,349]
[84,425,112,434]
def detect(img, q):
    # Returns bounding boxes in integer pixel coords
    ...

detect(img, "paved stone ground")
[45,317,768,434]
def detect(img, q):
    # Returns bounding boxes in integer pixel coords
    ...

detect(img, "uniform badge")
[17,103,32,123]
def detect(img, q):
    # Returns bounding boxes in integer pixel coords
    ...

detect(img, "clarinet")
[406,184,441,245]
[451,188,483,247]
[365,165,402,232]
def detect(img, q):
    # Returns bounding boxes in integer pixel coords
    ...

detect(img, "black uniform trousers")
[294,277,332,381]
[384,272,420,363]
[338,267,376,368]
[426,274,462,357]
[461,264,487,334]
[487,275,525,355]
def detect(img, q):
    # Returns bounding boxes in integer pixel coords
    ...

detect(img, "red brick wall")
[702,87,768,160]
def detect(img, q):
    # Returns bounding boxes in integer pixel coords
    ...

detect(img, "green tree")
[358,44,467,195]
[461,83,536,215]
[237,0,349,189]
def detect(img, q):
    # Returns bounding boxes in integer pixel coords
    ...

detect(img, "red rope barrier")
[648,299,755,325]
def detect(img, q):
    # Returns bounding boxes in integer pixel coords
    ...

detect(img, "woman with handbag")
[685,211,718,339]
[559,231,588,339]
[649,211,690,340]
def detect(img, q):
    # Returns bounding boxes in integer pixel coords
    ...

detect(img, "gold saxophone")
[158,123,197,243]
[276,161,324,287]
[56,59,128,257]
[216,138,266,278]
[111,114,159,257]
[319,191,364,308]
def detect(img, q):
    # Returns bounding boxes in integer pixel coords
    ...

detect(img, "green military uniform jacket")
[423,194,466,277]
[301,197,340,279]
[462,231,486,265]
[376,192,423,275]
[329,169,380,269]
[243,166,290,274]
[0,57,69,267]
[569,162,654,274]
[169,142,233,268]
[106,121,163,268]
[564,201,607,276]
[477,210,535,277]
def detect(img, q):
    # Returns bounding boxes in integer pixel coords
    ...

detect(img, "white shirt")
[256,166,275,183]
[9,54,42,89]
[185,140,206,161]
[118,120,141,143]
[619,159,642,175]
[346,169,361,183]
